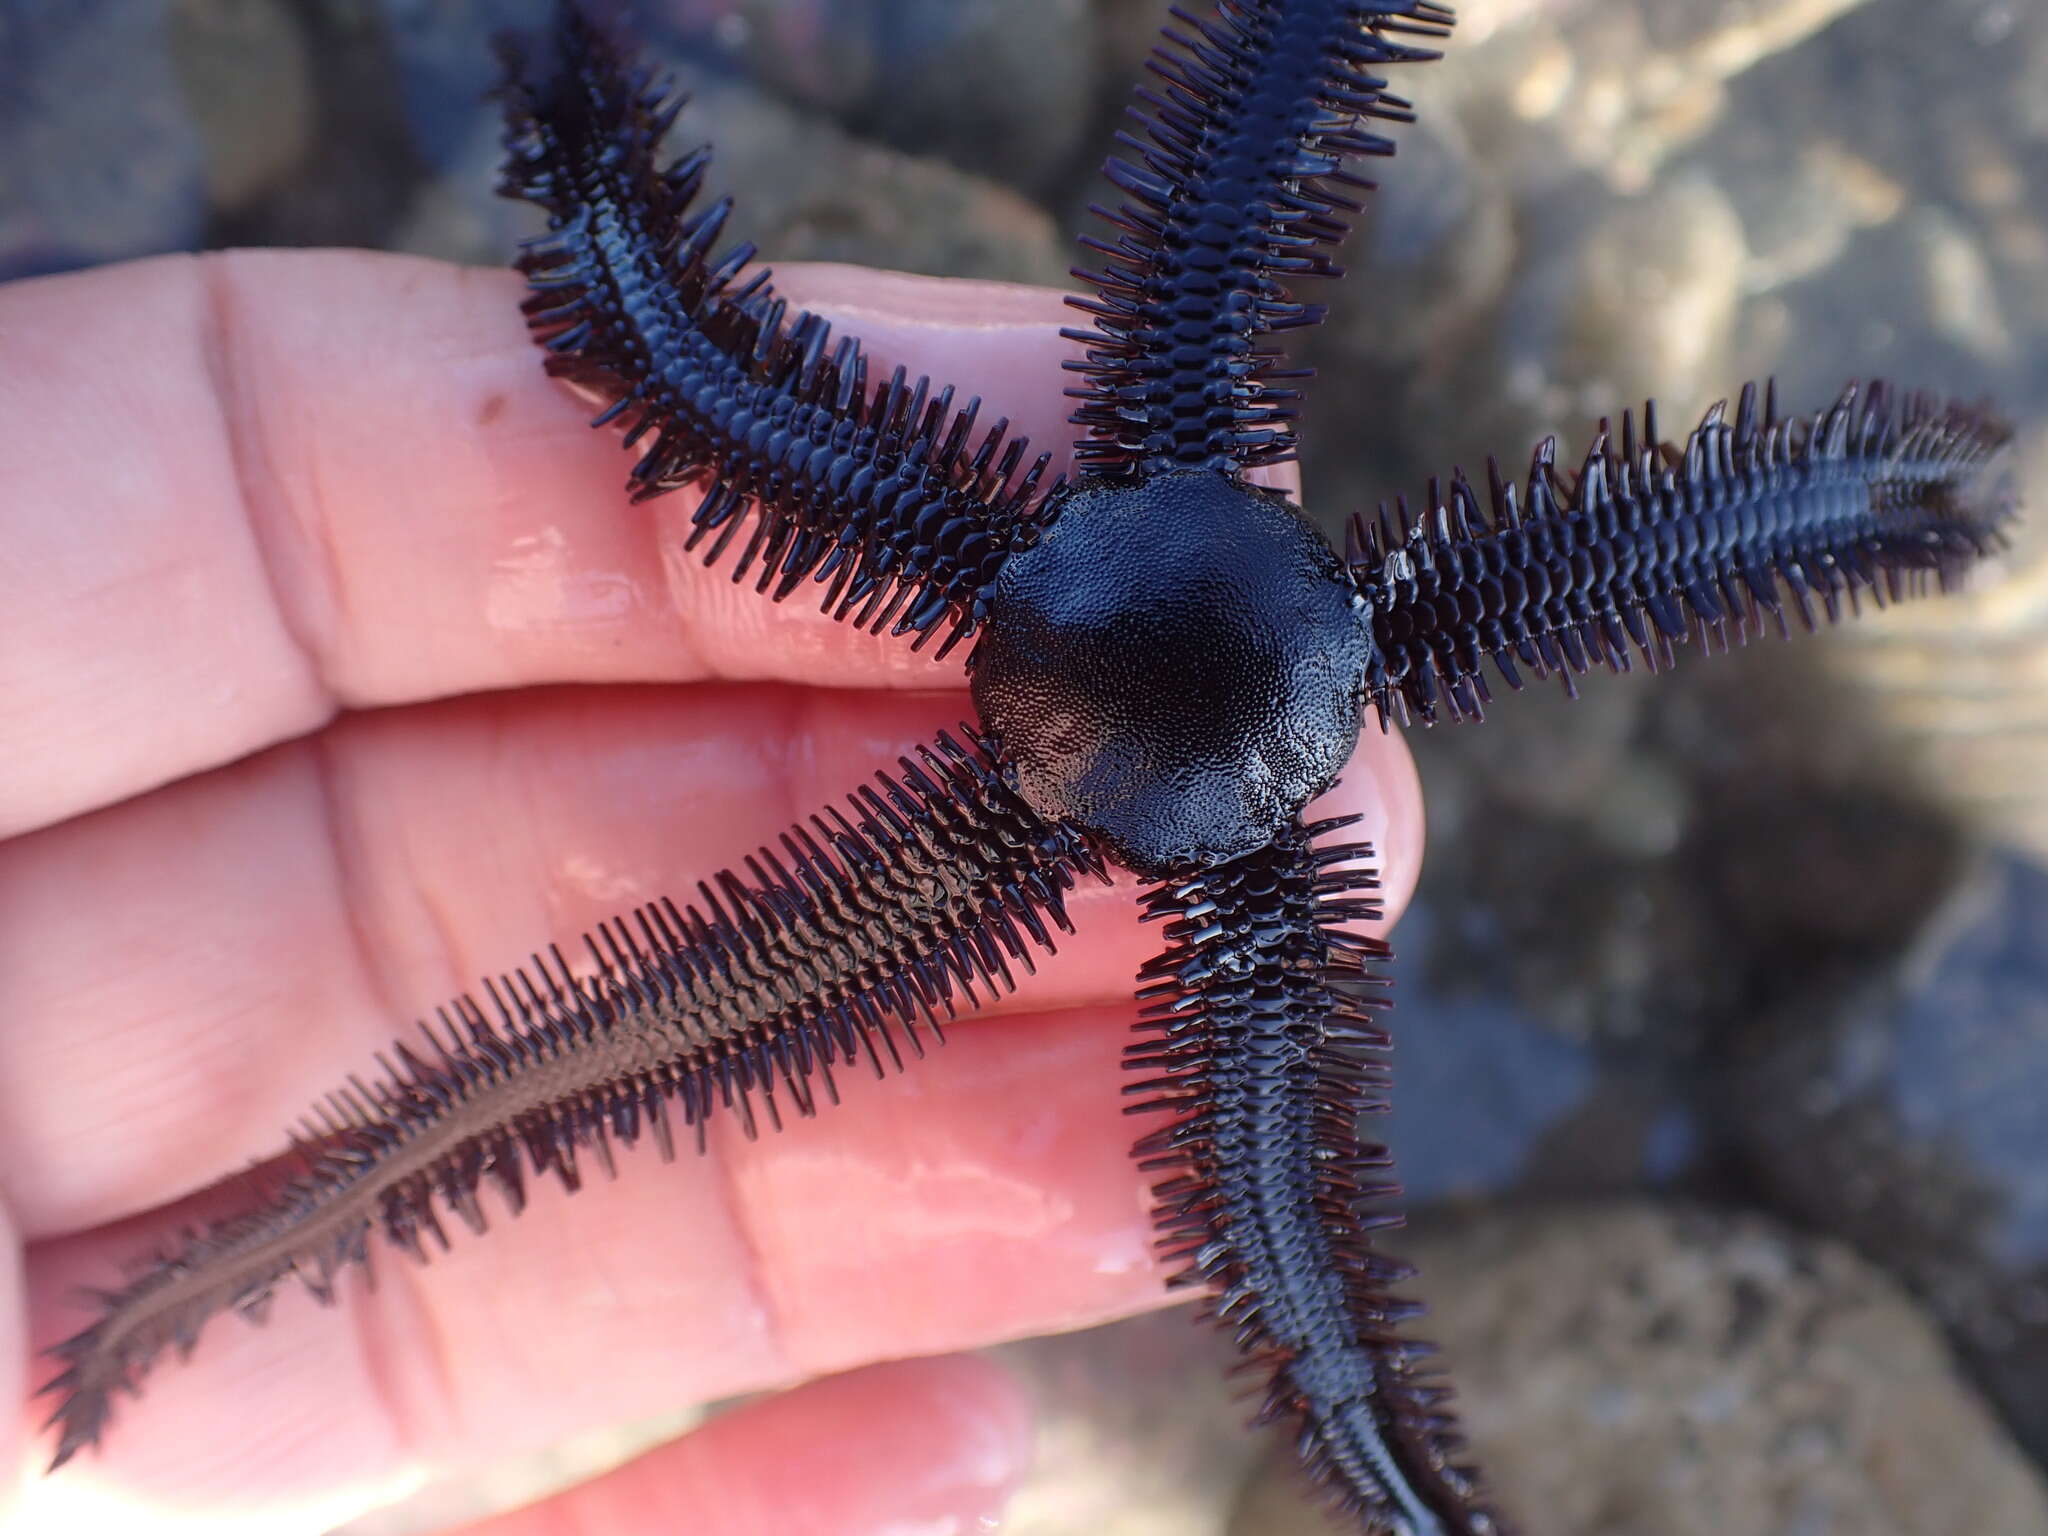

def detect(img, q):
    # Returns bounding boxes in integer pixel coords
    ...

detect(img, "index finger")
[0,253,1094,838]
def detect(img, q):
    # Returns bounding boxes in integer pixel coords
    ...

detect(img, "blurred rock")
[1551,171,1747,408]
[1382,898,1707,1207]
[1396,679,1731,1053]
[1093,0,1170,81]
[1326,619,1982,1221]
[1347,109,1516,365]
[1818,422,2048,864]
[1385,903,1599,1199]
[994,1308,1259,1536]
[1697,0,2045,404]
[1729,849,2048,1467]
[168,0,314,215]
[1543,0,1873,194]
[337,1405,698,1536]
[654,0,1101,196]
[378,0,554,169]
[1719,137,1908,294]
[1399,165,1748,471]
[399,54,1068,287]
[204,1,425,250]
[0,0,206,279]
[1232,1204,2048,1535]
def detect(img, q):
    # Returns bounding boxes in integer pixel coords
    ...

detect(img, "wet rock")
[701,116,1067,283]
[1231,1204,2048,1535]
[1093,0,1171,82]
[852,0,1099,194]
[1630,643,1978,966]
[1306,120,1748,533]
[1304,0,2048,525]
[1729,849,2048,1467]
[0,0,207,279]
[1902,204,2016,366]
[1382,898,1707,1207]
[1384,903,1599,1200]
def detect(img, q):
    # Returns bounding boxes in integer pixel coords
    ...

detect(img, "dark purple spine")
[1350,381,2016,725]
[497,4,1058,654]
[1064,0,1451,478]
[1129,820,1503,1534]
[39,735,1104,1468]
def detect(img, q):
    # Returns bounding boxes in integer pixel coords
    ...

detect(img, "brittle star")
[37,2,2015,1530]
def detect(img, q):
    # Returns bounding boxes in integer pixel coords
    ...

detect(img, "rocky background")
[6,0,2048,1531]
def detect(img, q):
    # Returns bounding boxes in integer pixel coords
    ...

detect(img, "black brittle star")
[39,2,2018,1531]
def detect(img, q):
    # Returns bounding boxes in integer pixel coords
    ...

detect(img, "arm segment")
[1129,819,1502,1535]
[497,4,1059,656]
[1347,381,2016,725]
[1065,0,1451,478]
[40,733,1105,1467]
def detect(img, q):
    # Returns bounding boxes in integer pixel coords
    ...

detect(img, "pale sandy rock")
[1232,1204,2048,1536]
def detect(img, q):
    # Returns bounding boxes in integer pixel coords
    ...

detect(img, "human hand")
[0,251,1423,1534]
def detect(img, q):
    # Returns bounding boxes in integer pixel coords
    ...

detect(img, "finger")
[19,1004,1147,1527]
[0,253,1115,838]
[0,685,1413,1238]
[442,1357,1029,1536]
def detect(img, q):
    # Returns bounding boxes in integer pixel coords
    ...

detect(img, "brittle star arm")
[497,3,1059,658]
[39,733,1108,1466]
[1130,819,1501,1535]
[1063,0,1452,478]
[1347,380,2019,725]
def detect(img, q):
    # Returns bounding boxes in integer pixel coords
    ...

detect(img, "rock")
[0,0,207,279]
[199,1,426,250]
[1729,849,2048,1468]
[992,1309,1261,1536]
[852,0,1100,194]
[398,54,1068,287]
[1704,126,1907,295]
[1393,676,1736,1054]
[168,0,315,216]
[1815,422,2048,865]
[652,0,1102,196]
[1231,1204,2048,1535]
[336,1406,698,1535]
[1309,106,1515,373]
[1686,0,2047,407]
[376,0,555,169]
[1380,898,1706,1207]
[1549,0,1873,192]
[1508,169,1748,426]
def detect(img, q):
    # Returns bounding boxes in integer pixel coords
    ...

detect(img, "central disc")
[970,471,1372,876]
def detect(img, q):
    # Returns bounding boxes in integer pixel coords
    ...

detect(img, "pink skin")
[0,252,1425,1534]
